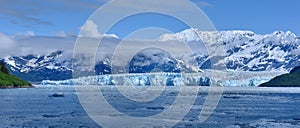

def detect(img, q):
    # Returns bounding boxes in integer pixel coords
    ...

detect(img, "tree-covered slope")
[259,66,300,87]
[0,61,32,88]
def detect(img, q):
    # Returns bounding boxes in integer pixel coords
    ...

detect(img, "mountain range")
[4,50,72,82]
[2,29,300,82]
[160,29,300,71]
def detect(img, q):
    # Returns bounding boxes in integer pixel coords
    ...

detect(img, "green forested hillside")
[0,61,32,88]
[259,66,300,87]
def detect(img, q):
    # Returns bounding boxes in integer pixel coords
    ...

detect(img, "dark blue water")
[0,86,299,128]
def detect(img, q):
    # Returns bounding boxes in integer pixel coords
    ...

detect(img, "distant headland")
[260,66,300,87]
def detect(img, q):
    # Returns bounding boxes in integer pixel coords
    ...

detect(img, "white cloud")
[0,33,76,58]
[97,0,205,15]
[79,19,119,39]
[25,31,35,36]
[79,20,101,38]
[190,1,214,7]
[53,31,68,37]
[13,36,75,58]
[0,33,17,57]
[15,31,35,37]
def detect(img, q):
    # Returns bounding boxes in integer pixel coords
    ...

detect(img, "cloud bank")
[0,33,75,58]
[0,33,16,57]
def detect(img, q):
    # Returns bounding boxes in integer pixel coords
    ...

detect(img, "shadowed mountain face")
[128,48,180,73]
[260,66,300,87]
[0,61,9,75]
[290,66,300,74]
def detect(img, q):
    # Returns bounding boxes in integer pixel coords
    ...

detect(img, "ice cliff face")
[41,71,283,87]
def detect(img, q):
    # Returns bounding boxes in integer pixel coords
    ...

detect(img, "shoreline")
[0,85,34,89]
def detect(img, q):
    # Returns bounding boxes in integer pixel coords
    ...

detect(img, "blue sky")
[0,0,299,37]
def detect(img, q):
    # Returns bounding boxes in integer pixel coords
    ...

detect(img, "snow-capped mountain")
[3,29,300,82]
[126,48,202,74]
[4,51,72,82]
[160,28,300,72]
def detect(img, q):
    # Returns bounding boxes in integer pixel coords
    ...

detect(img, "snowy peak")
[78,33,119,39]
[3,50,73,82]
[159,28,256,43]
[5,50,70,73]
[160,28,202,42]
[159,28,298,44]
[126,48,202,74]
[160,28,300,72]
[103,34,119,39]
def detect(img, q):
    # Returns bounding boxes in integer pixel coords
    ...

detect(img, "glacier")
[41,70,285,87]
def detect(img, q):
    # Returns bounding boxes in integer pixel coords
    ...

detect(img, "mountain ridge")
[2,29,299,82]
[160,28,300,72]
